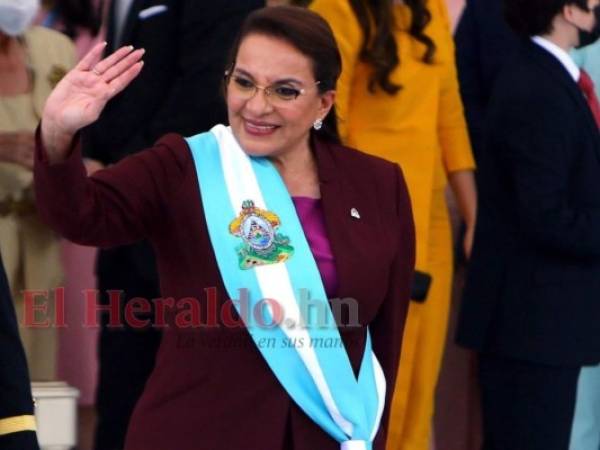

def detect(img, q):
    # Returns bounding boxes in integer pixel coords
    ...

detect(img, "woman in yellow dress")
[309,1,477,449]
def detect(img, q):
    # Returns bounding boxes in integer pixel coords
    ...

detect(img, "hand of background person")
[41,42,145,163]
[463,222,475,261]
[0,132,35,170]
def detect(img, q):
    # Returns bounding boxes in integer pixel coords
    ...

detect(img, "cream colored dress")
[0,26,75,380]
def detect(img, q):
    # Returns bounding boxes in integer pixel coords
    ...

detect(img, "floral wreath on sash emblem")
[229,200,294,270]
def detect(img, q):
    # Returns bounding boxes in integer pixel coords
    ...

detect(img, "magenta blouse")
[292,196,338,299]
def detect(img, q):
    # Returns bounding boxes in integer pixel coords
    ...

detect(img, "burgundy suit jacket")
[34,131,415,450]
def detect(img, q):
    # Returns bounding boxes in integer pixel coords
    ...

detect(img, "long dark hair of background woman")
[347,0,436,94]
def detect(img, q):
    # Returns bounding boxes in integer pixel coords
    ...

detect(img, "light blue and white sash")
[187,125,386,450]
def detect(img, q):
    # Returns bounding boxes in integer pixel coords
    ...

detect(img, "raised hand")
[41,42,145,162]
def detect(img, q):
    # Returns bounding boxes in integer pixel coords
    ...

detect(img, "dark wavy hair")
[348,0,436,95]
[504,0,589,36]
[226,6,342,143]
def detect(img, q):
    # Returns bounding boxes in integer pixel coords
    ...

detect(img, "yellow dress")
[0,26,75,380]
[309,2,475,449]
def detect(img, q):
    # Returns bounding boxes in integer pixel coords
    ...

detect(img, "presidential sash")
[187,125,385,450]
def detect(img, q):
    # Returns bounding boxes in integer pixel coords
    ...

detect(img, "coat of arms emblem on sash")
[229,200,294,269]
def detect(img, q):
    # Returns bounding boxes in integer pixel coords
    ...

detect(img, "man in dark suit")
[0,254,38,450]
[454,0,519,162]
[82,2,263,449]
[456,0,600,448]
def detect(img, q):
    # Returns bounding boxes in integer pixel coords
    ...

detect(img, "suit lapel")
[313,138,385,308]
[528,42,600,142]
[315,146,352,300]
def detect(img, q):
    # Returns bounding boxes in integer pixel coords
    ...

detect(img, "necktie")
[578,69,600,128]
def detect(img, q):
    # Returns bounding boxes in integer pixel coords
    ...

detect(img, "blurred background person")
[455,2,600,449]
[0,0,75,381]
[455,0,600,160]
[36,0,103,59]
[309,1,477,450]
[81,2,264,450]
[0,252,39,450]
[454,0,518,162]
[457,0,600,448]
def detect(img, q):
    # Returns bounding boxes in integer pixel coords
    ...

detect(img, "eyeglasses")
[225,70,321,107]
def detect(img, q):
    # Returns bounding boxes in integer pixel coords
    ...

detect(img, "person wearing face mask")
[574,2,600,48]
[456,0,600,448]
[0,0,75,381]
[455,0,600,157]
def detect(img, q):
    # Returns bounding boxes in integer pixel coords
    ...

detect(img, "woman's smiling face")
[226,33,334,158]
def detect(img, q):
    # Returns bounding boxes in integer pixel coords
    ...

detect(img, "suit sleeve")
[34,130,188,248]
[309,0,362,142]
[500,89,600,258]
[0,255,39,450]
[370,164,415,445]
[454,0,486,161]
[434,0,476,174]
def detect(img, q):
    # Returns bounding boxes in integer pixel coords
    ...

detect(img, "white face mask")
[0,0,40,37]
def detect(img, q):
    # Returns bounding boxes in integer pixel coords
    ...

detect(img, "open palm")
[42,43,145,157]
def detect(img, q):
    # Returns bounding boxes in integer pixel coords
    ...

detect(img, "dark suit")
[457,40,600,449]
[34,129,415,450]
[454,0,519,161]
[81,2,263,449]
[0,254,39,450]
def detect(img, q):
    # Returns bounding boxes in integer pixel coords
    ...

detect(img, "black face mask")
[577,5,600,48]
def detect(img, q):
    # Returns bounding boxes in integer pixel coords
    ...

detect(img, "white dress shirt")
[114,0,135,46]
[532,35,581,82]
